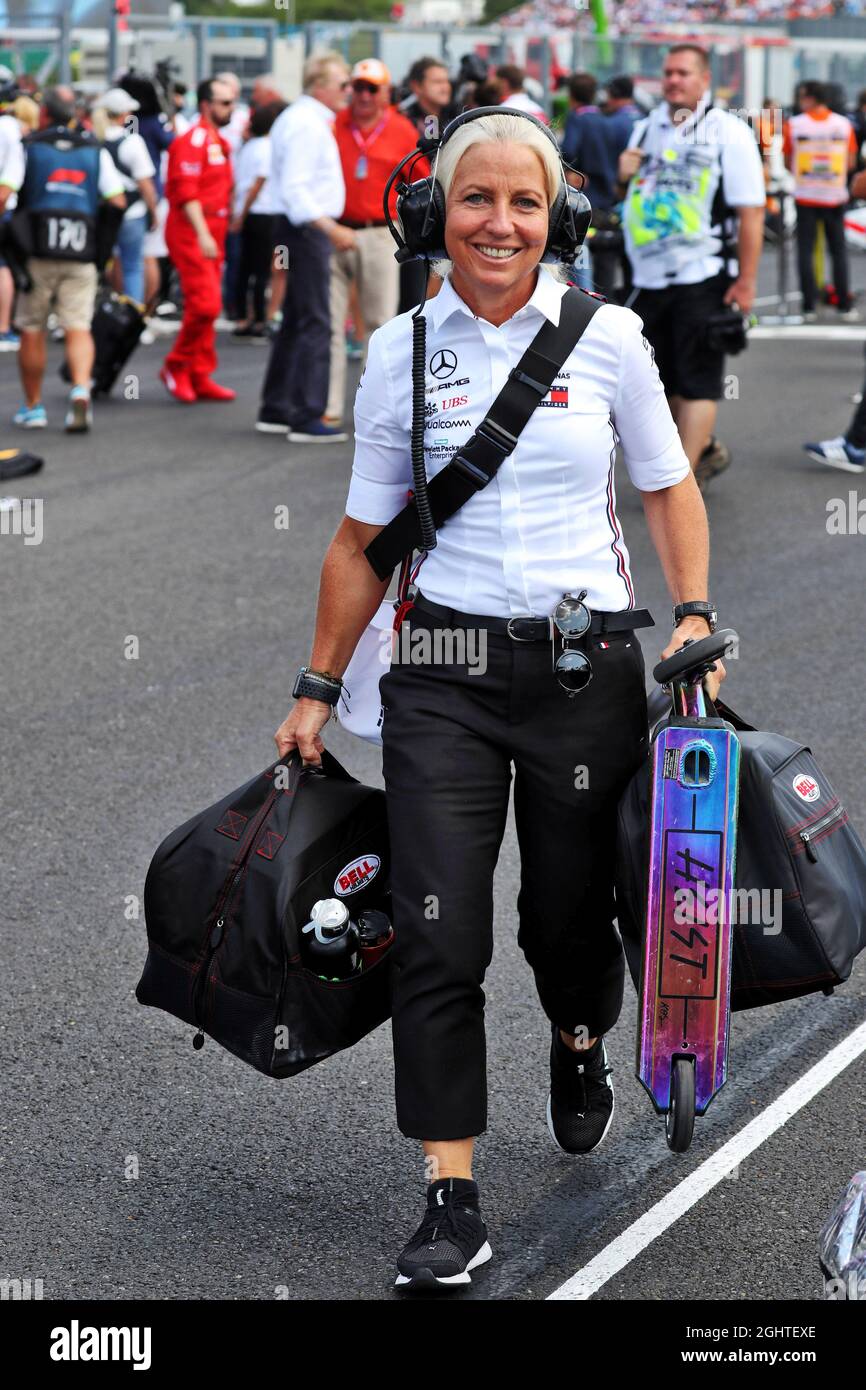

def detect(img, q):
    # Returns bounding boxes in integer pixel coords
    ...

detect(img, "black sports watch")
[292,666,343,706]
[673,600,717,633]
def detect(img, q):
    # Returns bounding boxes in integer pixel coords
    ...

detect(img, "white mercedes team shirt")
[346,268,690,618]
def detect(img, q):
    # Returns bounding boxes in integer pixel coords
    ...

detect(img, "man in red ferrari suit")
[160,77,236,403]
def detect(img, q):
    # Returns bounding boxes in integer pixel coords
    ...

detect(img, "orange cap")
[351,59,391,88]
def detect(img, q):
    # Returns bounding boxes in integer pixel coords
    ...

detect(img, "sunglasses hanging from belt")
[551,590,594,696]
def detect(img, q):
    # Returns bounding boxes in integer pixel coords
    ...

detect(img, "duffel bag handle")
[268,745,358,786]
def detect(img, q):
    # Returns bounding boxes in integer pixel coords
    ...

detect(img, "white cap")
[310,899,349,932]
[99,86,140,115]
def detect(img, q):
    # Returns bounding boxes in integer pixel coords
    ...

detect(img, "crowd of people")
[0,48,865,474]
[502,0,866,29]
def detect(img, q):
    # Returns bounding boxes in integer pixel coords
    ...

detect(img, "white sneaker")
[802,435,866,472]
[64,389,93,434]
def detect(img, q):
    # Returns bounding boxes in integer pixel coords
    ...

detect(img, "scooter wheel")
[665,1057,696,1153]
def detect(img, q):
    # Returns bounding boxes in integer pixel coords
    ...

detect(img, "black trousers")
[260,217,331,427]
[795,202,850,313]
[236,212,275,324]
[379,603,649,1140]
[847,371,866,448]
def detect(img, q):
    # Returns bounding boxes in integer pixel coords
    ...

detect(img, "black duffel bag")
[136,748,393,1077]
[616,699,866,1011]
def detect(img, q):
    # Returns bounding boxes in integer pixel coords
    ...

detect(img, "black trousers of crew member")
[379,604,648,1141]
[260,217,331,428]
[237,212,275,324]
[795,202,851,314]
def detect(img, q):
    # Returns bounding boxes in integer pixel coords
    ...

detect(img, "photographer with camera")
[617,45,765,491]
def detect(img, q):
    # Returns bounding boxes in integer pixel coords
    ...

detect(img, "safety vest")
[788,110,851,207]
[19,125,101,262]
[623,103,728,283]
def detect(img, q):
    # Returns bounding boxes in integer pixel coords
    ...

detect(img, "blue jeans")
[116,214,146,305]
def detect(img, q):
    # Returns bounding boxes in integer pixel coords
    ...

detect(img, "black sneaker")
[395,1177,492,1290]
[547,1025,615,1155]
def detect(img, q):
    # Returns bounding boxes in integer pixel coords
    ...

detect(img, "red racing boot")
[191,377,236,402]
[159,366,197,404]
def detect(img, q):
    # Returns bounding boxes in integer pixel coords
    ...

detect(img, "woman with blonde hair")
[274,108,725,1291]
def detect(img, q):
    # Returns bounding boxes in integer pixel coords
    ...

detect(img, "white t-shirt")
[223,103,250,158]
[624,99,766,289]
[346,268,689,618]
[0,112,22,210]
[500,91,549,124]
[233,135,276,216]
[103,127,156,219]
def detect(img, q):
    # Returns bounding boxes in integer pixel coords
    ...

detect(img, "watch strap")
[293,668,342,706]
[673,600,716,629]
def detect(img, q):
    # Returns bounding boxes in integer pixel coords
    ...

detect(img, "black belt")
[338,218,388,229]
[410,591,654,642]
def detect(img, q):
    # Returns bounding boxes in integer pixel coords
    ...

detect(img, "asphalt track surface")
[2,283,865,1306]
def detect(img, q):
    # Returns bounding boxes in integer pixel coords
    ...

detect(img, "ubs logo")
[430,348,458,378]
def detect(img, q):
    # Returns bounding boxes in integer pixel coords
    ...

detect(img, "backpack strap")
[364,286,604,581]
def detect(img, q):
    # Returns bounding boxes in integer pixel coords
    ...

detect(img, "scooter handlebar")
[652,627,738,687]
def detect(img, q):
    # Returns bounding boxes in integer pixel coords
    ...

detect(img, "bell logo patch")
[334,854,381,895]
[793,773,820,802]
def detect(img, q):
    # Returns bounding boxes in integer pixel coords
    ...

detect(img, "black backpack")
[616,699,866,1011]
[136,749,393,1076]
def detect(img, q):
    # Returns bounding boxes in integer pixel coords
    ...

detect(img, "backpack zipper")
[799,803,846,862]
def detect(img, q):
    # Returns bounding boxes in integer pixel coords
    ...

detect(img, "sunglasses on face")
[211,99,234,108]
[352,81,379,95]
[551,590,594,696]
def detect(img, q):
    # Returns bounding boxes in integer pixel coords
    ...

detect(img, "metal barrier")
[8,12,866,110]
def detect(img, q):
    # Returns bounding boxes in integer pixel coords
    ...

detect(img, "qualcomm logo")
[430,418,471,429]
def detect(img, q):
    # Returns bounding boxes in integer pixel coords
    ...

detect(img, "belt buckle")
[506,615,547,643]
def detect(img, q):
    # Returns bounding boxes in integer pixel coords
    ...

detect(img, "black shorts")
[631,272,729,401]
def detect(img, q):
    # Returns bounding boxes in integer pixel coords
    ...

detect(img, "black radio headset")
[380,106,593,553]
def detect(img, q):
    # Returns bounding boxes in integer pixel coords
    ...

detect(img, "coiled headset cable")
[384,148,439,553]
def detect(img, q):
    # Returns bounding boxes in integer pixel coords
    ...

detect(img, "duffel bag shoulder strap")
[363,285,605,581]
[705,695,757,733]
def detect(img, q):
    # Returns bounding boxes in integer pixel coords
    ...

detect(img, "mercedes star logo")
[429,349,458,379]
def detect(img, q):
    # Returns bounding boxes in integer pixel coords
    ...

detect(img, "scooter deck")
[637,717,740,1116]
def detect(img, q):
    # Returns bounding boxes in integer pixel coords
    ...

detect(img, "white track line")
[547,1016,866,1301]
[751,325,866,341]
